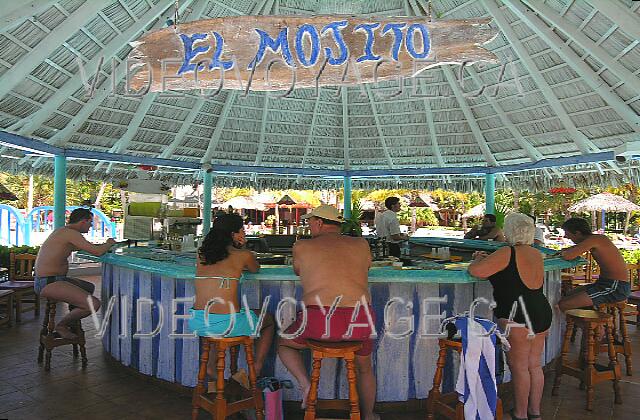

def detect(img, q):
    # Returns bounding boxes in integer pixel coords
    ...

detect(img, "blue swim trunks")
[586,278,631,306]
[188,309,259,337]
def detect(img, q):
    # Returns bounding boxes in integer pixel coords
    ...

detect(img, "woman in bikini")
[189,213,274,377]
[469,213,552,420]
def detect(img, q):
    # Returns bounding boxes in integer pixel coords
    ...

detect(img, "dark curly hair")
[562,217,592,236]
[198,213,244,265]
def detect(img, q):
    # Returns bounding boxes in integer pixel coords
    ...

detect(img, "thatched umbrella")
[276,194,297,232]
[462,203,487,219]
[569,192,640,233]
[409,196,430,233]
[0,182,18,201]
[223,196,266,211]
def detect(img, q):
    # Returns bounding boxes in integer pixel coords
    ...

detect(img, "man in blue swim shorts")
[559,218,631,311]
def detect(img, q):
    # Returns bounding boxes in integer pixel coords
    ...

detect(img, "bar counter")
[85,238,580,403]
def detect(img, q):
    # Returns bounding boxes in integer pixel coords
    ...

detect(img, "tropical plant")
[397,207,439,226]
[341,199,363,237]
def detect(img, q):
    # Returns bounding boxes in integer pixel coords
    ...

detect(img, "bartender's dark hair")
[198,213,244,265]
[384,197,400,210]
[68,208,93,224]
[484,214,497,223]
[562,217,592,235]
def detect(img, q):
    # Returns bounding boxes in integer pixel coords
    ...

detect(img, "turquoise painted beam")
[343,176,352,219]
[485,173,495,216]
[202,170,213,236]
[53,155,66,229]
[0,131,618,177]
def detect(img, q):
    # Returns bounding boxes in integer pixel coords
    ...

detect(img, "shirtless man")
[34,208,115,339]
[278,205,378,420]
[558,217,630,311]
[464,214,506,242]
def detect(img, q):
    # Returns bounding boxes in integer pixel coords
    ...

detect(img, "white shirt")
[376,210,402,243]
[534,226,544,244]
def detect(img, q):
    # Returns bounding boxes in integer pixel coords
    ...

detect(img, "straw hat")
[301,205,344,223]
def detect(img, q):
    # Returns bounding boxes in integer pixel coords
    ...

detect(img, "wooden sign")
[127,15,498,92]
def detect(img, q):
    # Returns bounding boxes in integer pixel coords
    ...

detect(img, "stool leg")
[73,344,79,358]
[44,303,57,372]
[617,307,633,376]
[585,325,595,411]
[244,340,264,420]
[37,303,50,364]
[230,345,239,375]
[47,302,56,335]
[605,321,622,405]
[426,343,448,418]
[345,355,361,420]
[215,345,228,419]
[79,338,88,369]
[305,354,322,420]
[8,295,14,327]
[553,318,574,396]
[570,322,578,343]
[14,292,22,323]
[192,339,210,420]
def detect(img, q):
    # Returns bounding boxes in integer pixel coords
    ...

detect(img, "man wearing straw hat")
[278,204,378,419]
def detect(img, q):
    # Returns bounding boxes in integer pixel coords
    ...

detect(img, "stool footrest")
[316,399,352,411]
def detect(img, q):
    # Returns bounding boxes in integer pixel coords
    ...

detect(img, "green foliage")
[341,199,363,236]
[219,188,253,202]
[621,249,640,264]
[0,173,122,217]
[397,207,439,226]
[0,245,40,269]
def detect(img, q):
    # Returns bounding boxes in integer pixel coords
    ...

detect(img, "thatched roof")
[568,192,640,213]
[462,203,486,218]
[223,196,266,210]
[0,0,638,190]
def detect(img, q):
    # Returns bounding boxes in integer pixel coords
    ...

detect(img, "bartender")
[375,196,409,257]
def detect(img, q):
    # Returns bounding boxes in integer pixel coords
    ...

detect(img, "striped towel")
[454,316,498,420]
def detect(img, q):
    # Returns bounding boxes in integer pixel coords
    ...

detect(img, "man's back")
[293,234,371,307]
[589,234,628,281]
[35,227,78,276]
[376,210,399,241]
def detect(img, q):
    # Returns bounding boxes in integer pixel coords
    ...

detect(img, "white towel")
[454,316,498,420]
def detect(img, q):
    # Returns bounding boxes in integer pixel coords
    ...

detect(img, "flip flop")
[510,409,528,420]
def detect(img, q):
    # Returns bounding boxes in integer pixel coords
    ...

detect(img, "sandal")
[528,414,542,420]
[509,409,528,420]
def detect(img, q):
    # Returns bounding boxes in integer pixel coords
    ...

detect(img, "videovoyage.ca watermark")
[86,294,536,341]
[78,53,525,101]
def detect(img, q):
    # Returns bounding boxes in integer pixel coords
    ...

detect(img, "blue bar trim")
[0,131,616,176]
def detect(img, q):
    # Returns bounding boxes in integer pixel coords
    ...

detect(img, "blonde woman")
[468,213,552,420]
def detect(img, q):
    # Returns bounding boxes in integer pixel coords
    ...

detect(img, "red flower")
[138,165,157,171]
[549,187,577,195]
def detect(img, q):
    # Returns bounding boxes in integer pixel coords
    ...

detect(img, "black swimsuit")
[488,246,552,334]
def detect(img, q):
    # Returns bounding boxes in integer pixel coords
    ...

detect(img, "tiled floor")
[1,276,640,419]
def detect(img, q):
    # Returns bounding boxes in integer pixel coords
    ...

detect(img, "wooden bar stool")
[626,291,640,327]
[37,299,88,371]
[0,290,15,328]
[552,309,621,410]
[426,338,503,420]
[598,301,632,376]
[305,340,363,420]
[192,336,264,420]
